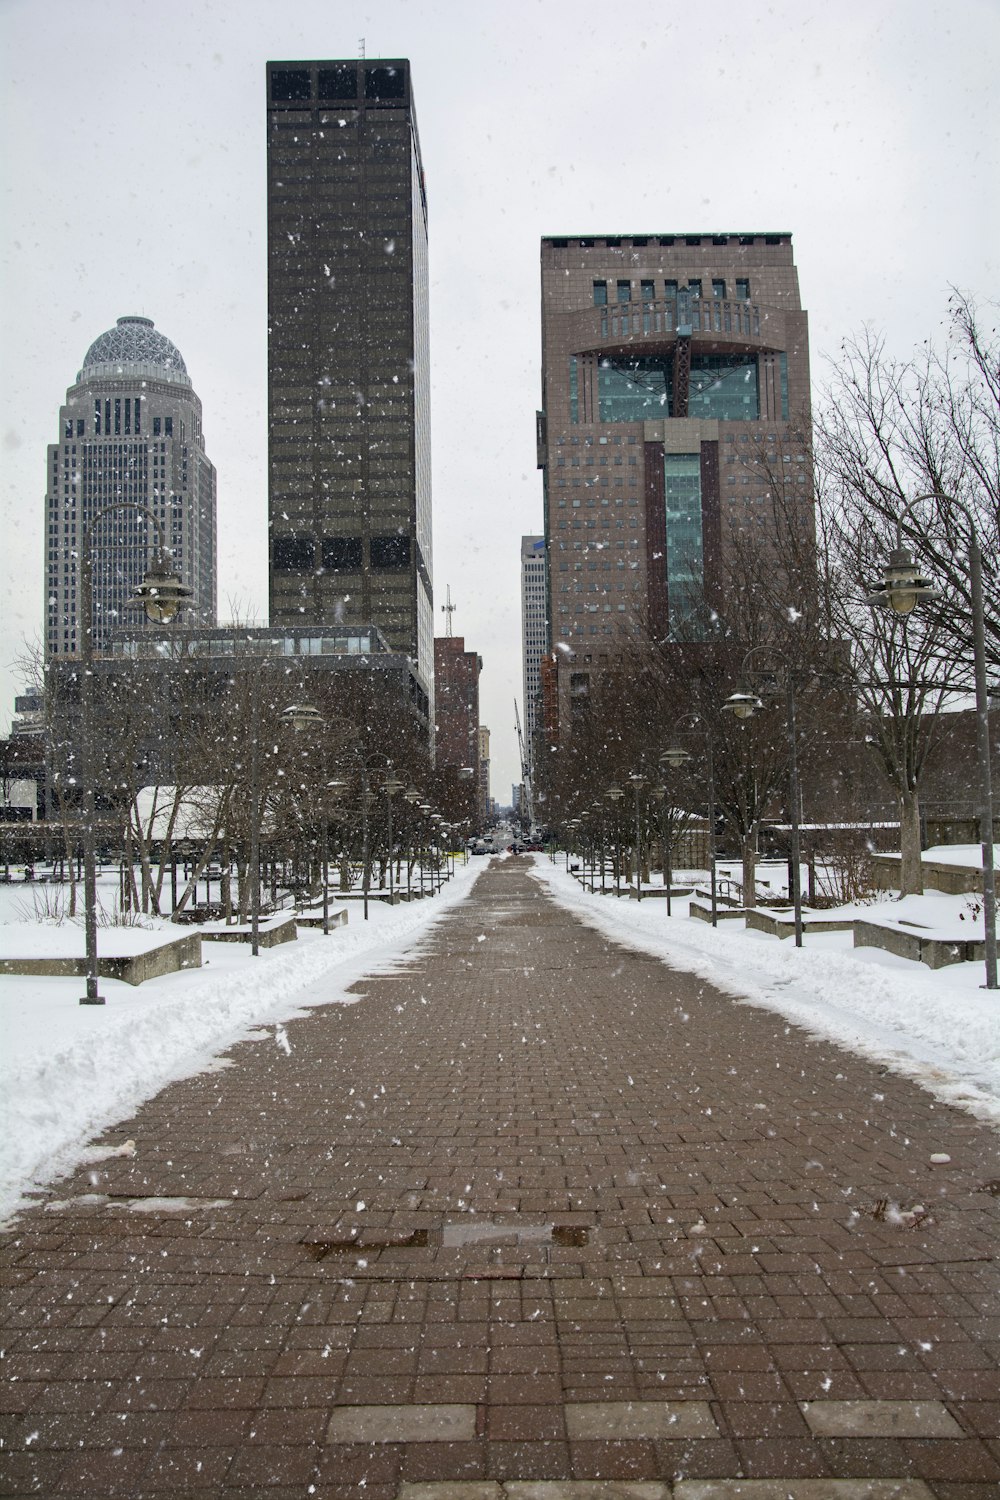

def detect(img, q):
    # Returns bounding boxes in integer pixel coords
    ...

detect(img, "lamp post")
[403,786,420,897]
[867,494,996,990]
[606,785,624,896]
[724,649,804,947]
[382,772,404,902]
[280,702,332,934]
[666,717,717,926]
[658,746,692,915]
[629,773,645,900]
[77,504,191,1003]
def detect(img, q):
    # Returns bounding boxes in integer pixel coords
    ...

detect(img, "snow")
[529,855,1000,1127]
[0,921,185,958]
[0,861,483,1223]
[921,842,998,868]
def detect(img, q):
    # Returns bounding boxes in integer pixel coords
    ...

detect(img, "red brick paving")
[1,857,997,1496]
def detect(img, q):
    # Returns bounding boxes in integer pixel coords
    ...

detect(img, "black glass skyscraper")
[266,60,432,714]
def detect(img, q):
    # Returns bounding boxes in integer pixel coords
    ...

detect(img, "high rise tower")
[266,59,433,719]
[538,232,810,731]
[45,315,216,658]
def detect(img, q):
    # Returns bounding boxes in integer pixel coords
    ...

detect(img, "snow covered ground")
[530,855,1000,1129]
[0,862,484,1223]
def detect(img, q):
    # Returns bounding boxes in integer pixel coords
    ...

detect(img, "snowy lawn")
[0,862,483,1223]
[530,854,1000,1128]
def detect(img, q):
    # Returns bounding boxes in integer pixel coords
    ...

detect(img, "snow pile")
[530,856,1000,1126]
[0,863,482,1222]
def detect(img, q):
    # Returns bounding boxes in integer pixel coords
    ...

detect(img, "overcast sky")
[2,0,997,798]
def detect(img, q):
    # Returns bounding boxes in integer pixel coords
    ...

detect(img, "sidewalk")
[2,857,998,1498]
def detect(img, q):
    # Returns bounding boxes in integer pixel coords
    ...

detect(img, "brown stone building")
[434,636,482,833]
[538,231,811,736]
[266,59,432,724]
[434,637,480,770]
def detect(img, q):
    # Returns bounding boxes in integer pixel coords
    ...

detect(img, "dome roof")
[79,316,190,385]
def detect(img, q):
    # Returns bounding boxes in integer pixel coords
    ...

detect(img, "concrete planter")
[745,909,855,939]
[0,931,202,986]
[871,854,1000,898]
[853,917,986,969]
[201,916,297,948]
[294,907,349,930]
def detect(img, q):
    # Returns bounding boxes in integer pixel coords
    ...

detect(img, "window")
[687,279,702,298]
[664,453,703,633]
[616,280,631,304]
[640,280,655,303]
[712,279,726,299]
[273,536,315,570]
[370,535,410,569]
[735,278,750,301]
[322,536,363,570]
[596,356,668,422]
[592,280,607,307]
[664,280,677,299]
[164,417,173,437]
[365,66,405,101]
[271,68,311,102]
[318,64,357,98]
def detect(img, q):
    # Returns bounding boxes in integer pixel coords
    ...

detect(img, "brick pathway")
[2,858,998,1498]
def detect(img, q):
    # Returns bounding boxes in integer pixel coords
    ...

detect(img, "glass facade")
[663,453,703,633]
[688,354,760,421]
[586,353,759,423]
[267,59,432,715]
[597,357,669,422]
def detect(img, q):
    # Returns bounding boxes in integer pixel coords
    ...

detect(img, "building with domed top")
[45,315,216,658]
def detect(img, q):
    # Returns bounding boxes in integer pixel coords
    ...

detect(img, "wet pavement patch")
[800,1399,963,1437]
[302,1228,429,1260]
[325,1402,477,1443]
[564,1399,718,1439]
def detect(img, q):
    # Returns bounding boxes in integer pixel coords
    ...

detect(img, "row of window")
[548,234,784,250]
[593,278,750,307]
[273,534,412,571]
[270,65,408,105]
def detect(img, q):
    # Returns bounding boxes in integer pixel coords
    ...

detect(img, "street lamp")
[668,716,718,926]
[382,772,404,902]
[724,648,804,947]
[606,785,624,896]
[629,772,645,900]
[867,493,997,990]
[280,703,335,936]
[658,746,692,915]
[77,504,191,1004]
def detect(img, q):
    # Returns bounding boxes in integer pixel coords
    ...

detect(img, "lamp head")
[659,746,691,769]
[130,563,192,623]
[723,691,764,720]
[866,546,941,615]
[281,702,325,734]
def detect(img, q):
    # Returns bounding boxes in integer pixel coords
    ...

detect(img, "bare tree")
[815,295,996,891]
[818,293,999,677]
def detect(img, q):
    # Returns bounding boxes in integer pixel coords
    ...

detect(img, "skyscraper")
[538,232,810,729]
[434,636,481,771]
[45,316,216,658]
[520,535,547,769]
[266,59,433,720]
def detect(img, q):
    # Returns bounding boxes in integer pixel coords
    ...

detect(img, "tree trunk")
[741,828,757,909]
[898,788,924,895]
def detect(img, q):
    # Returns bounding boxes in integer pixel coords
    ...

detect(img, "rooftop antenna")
[441,585,457,637]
